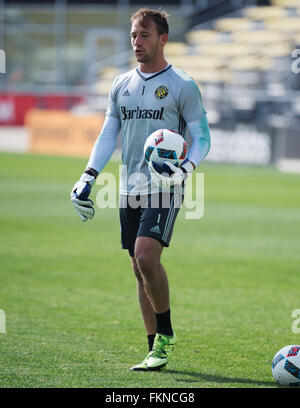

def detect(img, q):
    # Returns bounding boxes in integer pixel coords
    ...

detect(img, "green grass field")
[0,152,299,388]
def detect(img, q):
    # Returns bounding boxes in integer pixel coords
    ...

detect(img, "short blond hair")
[130,8,169,35]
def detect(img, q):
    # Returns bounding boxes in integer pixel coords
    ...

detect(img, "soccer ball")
[272,345,300,386]
[144,129,187,167]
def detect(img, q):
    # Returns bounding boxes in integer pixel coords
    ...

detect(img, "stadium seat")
[271,0,300,6]
[264,17,300,33]
[99,66,121,79]
[244,6,287,20]
[94,79,114,96]
[292,33,300,44]
[165,42,189,56]
[214,17,254,31]
[196,42,258,57]
[233,71,261,86]
[95,66,124,96]
[228,56,274,71]
[256,42,292,58]
[233,30,285,44]
[186,30,220,44]
[188,69,233,84]
[165,55,224,69]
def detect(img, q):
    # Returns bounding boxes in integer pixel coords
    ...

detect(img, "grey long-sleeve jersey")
[87,65,210,195]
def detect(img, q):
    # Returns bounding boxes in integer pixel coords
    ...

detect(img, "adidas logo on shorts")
[150,225,161,234]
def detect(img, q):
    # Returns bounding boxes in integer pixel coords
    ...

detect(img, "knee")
[134,237,162,279]
[130,256,144,283]
[135,250,156,278]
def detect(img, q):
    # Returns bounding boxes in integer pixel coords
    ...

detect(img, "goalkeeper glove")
[149,158,194,189]
[70,172,96,222]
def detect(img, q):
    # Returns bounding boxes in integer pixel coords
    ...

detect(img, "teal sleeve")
[186,115,211,167]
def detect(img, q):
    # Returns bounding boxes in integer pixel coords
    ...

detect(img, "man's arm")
[149,115,211,187]
[85,115,121,175]
[70,115,121,222]
[186,115,211,168]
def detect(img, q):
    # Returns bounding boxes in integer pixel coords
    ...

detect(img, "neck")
[139,58,168,74]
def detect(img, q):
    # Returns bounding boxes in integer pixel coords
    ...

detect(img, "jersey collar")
[136,64,172,81]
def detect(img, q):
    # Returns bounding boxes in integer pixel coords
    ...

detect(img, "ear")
[160,33,168,46]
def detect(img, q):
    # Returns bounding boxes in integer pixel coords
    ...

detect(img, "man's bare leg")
[130,256,156,337]
[130,236,176,371]
[134,236,170,314]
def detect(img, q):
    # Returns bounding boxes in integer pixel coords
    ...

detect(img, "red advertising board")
[0,94,84,126]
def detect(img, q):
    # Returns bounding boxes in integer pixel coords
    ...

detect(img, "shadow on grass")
[163,369,275,387]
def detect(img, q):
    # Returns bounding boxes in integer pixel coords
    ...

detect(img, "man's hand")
[70,173,96,222]
[149,158,194,189]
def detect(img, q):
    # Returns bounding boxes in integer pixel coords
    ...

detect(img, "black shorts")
[119,192,184,257]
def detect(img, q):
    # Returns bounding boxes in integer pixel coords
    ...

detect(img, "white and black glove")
[149,158,194,189]
[70,170,97,222]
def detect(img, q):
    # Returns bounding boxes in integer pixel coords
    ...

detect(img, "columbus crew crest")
[155,85,168,100]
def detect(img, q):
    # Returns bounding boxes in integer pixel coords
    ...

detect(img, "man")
[71,8,211,371]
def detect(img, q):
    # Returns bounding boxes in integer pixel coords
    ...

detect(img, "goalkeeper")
[71,8,211,371]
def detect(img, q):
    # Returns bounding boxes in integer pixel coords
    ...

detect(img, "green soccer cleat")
[130,357,149,371]
[130,332,176,371]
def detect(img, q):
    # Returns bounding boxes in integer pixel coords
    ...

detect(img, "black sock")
[147,334,156,351]
[155,309,173,336]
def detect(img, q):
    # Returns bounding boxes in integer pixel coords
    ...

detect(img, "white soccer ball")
[144,128,187,167]
[272,345,300,386]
